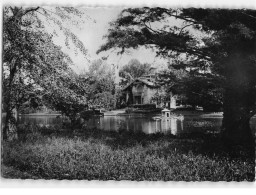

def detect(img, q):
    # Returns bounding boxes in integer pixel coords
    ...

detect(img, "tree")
[3,6,89,140]
[182,74,223,111]
[80,59,116,109]
[40,70,88,127]
[119,59,151,86]
[98,8,256,143]
[157,66,223,111]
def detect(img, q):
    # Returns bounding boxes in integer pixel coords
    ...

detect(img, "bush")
[125,108,134,113]
[131,104,156,109]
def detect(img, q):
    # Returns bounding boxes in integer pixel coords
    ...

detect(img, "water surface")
[18,114,256,135]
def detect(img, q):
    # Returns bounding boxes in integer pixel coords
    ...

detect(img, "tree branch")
[179,23,194,35]
[143,22,162,34]
[240,11,256,21]
[35,10,46,17]
[158,8,205,27]
[22,7,40,16]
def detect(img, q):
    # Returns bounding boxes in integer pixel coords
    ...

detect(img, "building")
[122,74,177,109]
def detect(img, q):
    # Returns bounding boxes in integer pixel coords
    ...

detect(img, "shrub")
[131,104,156,109]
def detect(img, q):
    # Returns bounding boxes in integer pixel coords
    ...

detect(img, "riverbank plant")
[2,126,254,181]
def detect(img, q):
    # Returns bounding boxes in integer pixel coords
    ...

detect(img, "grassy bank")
[2,127,255,181]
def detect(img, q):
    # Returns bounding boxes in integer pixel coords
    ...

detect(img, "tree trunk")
[221,51,255,144]
[3,57,18,141]
[3,108,18,141]
[221,85,254,144]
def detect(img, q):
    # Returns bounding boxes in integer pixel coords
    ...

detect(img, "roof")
[122,78,158,91]
[161,108,170,112]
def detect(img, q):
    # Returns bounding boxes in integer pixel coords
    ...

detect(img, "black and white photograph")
[1,0,256,182]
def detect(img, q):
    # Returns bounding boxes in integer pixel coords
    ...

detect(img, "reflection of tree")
[185,119,218,133]
[117,118,128,132]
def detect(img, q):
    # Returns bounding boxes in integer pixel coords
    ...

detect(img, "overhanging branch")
[22,7,40,16]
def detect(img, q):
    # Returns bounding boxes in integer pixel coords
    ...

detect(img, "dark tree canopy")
[98,8,256,57]
[157,66,223,111]
[98,7,256,143]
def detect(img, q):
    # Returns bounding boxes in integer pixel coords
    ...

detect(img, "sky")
[46,7,168,73]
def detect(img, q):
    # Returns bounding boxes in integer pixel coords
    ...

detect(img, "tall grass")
[2,127,255,181]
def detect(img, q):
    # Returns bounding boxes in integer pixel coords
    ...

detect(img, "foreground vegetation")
[2,126,255,181]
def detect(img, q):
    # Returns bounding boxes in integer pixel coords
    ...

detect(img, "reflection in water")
[15,114,256,136]
[87,116,184,135]
[19,115,63,126]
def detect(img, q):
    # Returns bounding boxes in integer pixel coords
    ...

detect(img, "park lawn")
[2,128,255,181]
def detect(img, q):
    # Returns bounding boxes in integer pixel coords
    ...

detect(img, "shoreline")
[2,111,255,118]
[19,113,61,116]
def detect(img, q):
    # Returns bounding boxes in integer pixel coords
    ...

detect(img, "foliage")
[2,129,255,181]
[81,59,116,109]
[2,6,89,138]
[183,75,223,111]
[119,59,151,86]
[92,92,115,110]
[131,104,156,109]
[150,88,170,106]
[2,73,43,113]
[42,72,89,125]
[97,8,256,142]
[114,87,127,109]
[158,68,224,111]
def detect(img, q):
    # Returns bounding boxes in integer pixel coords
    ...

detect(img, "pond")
[18,114,256,135]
